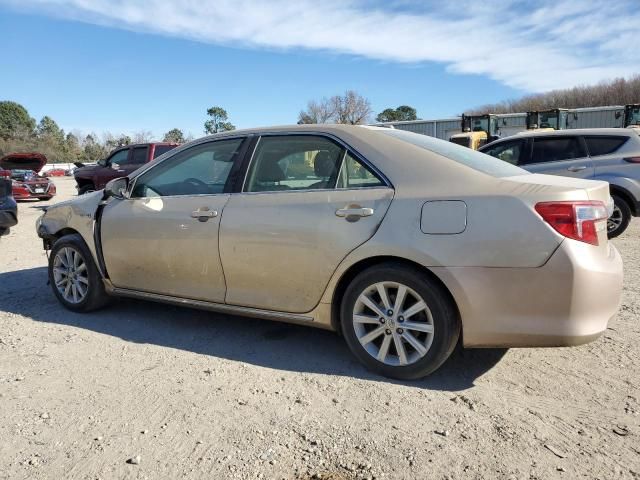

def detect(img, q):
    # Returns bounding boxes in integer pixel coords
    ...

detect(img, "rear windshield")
[584,136,628,156]
[380,129,528,177]
[153,144,178,159]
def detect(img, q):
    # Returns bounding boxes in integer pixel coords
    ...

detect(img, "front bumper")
[433,240,623,348]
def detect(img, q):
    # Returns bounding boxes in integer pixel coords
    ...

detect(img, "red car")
[0,152,57,201]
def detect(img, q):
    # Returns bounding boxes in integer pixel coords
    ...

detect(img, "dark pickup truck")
[0,169,18,236]
[74,142,178,194]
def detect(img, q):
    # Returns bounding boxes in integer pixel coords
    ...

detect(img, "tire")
[78,184,95,195]
[48,234,111,312]
[607,195,631,239]
[340,263,460,380]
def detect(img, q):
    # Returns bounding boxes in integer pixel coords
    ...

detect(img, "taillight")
[535,201,608,246]
[623,156,640,163]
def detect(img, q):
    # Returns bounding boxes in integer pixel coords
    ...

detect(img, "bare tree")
[298,90,372,125]
[468,74,640,115]
[132,130,154,143]
[298,98,336,124]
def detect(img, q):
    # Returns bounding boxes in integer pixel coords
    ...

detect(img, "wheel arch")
[330,255,461,335]
[609,184,637,216]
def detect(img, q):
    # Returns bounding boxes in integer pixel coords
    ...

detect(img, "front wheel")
[340,264,460,380]
[608,195,631,239]
[48,234,111,312]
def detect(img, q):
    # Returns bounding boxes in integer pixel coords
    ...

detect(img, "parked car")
[0,169,18,236]
[74,143,178,194]
[0,152,57,201]
[45,167,68,177]
[36,125,622,379]
[479,128,640,238]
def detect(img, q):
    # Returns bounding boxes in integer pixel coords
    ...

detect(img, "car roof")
[513,128,634,138]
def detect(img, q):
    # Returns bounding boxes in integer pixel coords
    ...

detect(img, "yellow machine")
[449,114,500,150]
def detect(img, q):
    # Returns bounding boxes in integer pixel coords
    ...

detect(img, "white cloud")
[3,0,639,92]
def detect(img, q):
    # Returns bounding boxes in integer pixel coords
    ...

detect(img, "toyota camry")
[36,125,623,379]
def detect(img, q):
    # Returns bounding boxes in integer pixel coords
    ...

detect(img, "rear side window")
[584,136,628,157]
[528,137,585,164]
[337,152,384,188]
[131,146,148,164]
[380,128,527,177]
[153,145,178,159]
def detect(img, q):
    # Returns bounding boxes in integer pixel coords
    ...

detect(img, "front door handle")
[567,165,587,172]
[335,207,374,218]
[191,208,218,222]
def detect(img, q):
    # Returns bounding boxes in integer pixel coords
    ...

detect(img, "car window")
[584,136,628,157]
[108,149,130,166]
[379,128,527,178]
[131,138,244,198]
[481,140,524,165]
[153,144,177,159]
[245,135,344,192]
[131,146,148,164]
[528,137,585,164]
[337,152,385,188]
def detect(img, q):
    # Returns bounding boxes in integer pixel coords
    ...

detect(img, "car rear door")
[219,134,394,314]
[100,137,248,302]
[522,135,594,179]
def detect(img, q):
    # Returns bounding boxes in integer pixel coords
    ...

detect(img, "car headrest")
[256,151,286,182]
[314,151,335,178]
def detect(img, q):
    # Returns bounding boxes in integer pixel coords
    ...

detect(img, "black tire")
[608,194,631,239]
[340,263,460,380]
[48,234,111,312]
[78,184,95,195]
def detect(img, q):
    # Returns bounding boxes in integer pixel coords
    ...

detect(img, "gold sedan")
[36,125,623,379]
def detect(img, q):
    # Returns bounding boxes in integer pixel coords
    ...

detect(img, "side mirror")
[104,177,129,200]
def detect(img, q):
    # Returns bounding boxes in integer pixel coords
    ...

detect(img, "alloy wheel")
[607,205,623,233]
[52,246,89,304]
[352,281,434,366]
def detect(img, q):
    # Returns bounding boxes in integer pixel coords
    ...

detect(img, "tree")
[297,98,336,124]
[0,101,36,140]
[163,128,185,143]
[298,91,372,125]
[37,116,65,143]
[204,106,235,134]
[132,130,153,143]
[376,105,419,122]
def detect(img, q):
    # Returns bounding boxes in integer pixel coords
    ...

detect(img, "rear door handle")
[335,207,374,218]
[567,165,587,172]
[191,208,218,222]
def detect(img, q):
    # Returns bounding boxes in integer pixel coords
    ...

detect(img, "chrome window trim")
[240,131,393,194]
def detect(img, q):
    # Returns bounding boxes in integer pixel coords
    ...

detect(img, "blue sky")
[1,1,638,139]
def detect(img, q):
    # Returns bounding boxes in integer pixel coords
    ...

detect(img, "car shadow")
[0,267,507,391]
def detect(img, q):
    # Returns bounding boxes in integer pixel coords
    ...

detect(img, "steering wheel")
[184,177,208,189]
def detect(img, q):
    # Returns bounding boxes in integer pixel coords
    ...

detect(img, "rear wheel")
[48,234,111,312]
[340,264,460,380]
[608,195,631,239]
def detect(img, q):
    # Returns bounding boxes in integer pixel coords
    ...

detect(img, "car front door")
[96,147,130,189]
[100,137,247,302]
[219,134,394,313]
[522,136,594,179]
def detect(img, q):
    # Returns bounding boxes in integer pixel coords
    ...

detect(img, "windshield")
[380,129,528,178]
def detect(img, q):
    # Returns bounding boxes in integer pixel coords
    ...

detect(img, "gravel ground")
[1,176,639,480]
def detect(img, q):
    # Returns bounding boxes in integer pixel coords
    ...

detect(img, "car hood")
[0,152,47,172]
[73,164,101,178]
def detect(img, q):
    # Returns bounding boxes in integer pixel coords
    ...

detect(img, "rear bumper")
[433,240,623,348]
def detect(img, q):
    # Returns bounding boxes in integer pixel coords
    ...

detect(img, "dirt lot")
[0,176,638,480]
